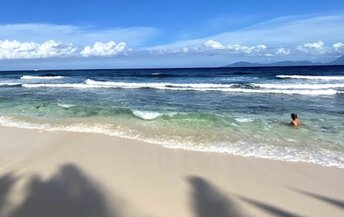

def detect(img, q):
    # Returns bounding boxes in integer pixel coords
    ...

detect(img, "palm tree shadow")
[187,176,243,217]
[236,195,301,217]
[287,187,344,210]
[8,164,121,217]
[0,173,17,212]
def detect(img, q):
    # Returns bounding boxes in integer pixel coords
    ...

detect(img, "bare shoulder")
[290,119,301,127]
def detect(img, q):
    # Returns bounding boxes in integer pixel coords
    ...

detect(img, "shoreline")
[1,126,344,216]
[0,118,343,169]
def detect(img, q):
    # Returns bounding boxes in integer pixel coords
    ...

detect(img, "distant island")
[226,55,344,67]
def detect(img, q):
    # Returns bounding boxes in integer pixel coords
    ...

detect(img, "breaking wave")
[276,75,344,80]
[57,103,75,108]
[0,82,21,87]
[253,83,344,89]
[20,75,65,80]
[22,79,342,95]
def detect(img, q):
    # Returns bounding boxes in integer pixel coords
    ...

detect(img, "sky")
[0,0,344,69]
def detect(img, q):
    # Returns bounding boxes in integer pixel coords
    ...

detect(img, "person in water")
[290,113,301,127]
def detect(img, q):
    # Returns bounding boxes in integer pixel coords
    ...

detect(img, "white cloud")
[303,41,325,49]
[275,48,291,55]
[148,39,344,58]
[296,41,327,54]
[333,42,344,53]
[0,40,77,59]
[203,40,267,54]
[0,40,128,59]
[227,44,267,54]
[149,40,268,56]
[204,40,225,49]
[80,41,126,57]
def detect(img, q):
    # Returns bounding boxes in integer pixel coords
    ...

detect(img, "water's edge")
[1,116,343,169]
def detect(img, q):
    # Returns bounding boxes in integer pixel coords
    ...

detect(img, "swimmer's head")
[291,113,298,120]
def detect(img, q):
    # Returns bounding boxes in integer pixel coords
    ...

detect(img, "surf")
[20,75,65,80]
[276,75,344,80]
[22,80,341,95]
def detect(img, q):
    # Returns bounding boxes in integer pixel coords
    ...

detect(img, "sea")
[0,66,343,168]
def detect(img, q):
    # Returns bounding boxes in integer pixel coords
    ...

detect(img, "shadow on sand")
[236,195,301,217]
[188,176,302,217]
[0,164,123,217]
[0,173,17,213]
[188,176,243,217]
[287,187,344,210]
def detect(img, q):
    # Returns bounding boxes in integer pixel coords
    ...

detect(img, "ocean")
[0,66,343,168]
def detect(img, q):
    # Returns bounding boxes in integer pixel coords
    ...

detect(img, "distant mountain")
[229,61,261,67]
[328,55,344,65]
[226,55,344,67]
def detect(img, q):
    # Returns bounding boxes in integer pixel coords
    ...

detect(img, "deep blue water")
[0,66,344,167]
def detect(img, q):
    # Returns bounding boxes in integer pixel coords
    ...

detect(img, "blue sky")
[0,0,344,69]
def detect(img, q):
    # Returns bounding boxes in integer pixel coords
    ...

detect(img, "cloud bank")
[147,39,344,58]
[0,39,343,60]
[0,40,77,59]
[0,40,126,60]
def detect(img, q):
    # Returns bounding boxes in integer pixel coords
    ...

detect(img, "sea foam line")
[276,75,344,80]
[131,110,177,120]
[57,103,75,108]
[22,82,340,95]
[0,82,21,86]
[20,75,65,80]
[253,83,344,89]
[22,80,237,90]
[84,79,236,89]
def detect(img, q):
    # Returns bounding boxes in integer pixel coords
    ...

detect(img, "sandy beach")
[0,126,343,217]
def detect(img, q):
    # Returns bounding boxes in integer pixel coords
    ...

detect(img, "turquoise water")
[0,66,343,167]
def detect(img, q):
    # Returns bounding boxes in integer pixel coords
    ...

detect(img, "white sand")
[0,126,343,217]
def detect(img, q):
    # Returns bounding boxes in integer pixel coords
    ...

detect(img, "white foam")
[253,83,344,89]
[20,75,65,80]
[219,88,338,95]
[22,80,340,95]
[235,118,254,123]
[276,75,344,80]
[84,79,236,89]
[22,80,237,90]
[23,83,89,88]
[57,103,75,108]
[0,82,21,86]
[132,110,162,120]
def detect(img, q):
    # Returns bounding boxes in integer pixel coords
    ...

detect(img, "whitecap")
[22,80,340,95]
[57,103,75,108]
[235,118,254,123]
[0,82,21,87]
[84,79,236,89]
[276,75,344,80]
[23,83,88,88]
[132,110,163,120]
[20,75,65,80]
[253,83,344,89]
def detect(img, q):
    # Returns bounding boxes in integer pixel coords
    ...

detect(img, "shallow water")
[0,66,343,167]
